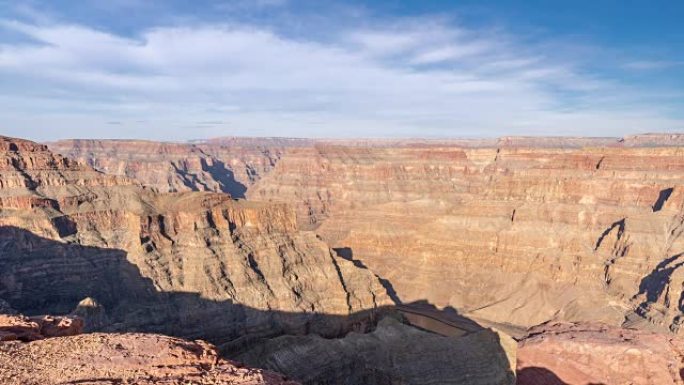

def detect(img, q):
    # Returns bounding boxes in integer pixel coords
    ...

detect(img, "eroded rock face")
[49,138,288,196]
[516,322,684,385]
[0,332,300,385]
[237,317,517,385]
[0,135,391,349]
[48,135,684,333]
[0,313,83,341]
[248,142,684,333]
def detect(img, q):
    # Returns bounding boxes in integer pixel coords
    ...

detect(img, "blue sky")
[0,0,683,141]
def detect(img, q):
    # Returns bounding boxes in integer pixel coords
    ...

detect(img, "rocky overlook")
[2,135,521,385]
[1,132,680,384]
[517,322,684,385]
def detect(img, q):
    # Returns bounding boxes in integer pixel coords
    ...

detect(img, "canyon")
[0,133,682,384]
[52,133,684,334]
[1,135,516,384]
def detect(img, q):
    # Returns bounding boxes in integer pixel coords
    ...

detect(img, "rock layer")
[48,135,684,332]
[249,142,684,332]
[0,313,83,341]
[0,135,390,349]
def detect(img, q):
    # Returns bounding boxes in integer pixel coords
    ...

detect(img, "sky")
[0,0,683,141]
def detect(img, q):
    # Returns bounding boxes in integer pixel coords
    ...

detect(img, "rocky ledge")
[0,331,300,385]
[517,322,684,385]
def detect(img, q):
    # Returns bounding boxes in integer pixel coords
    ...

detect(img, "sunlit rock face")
[49,138,302,197]
[250,140,684,332]
[51,135,684,332]
[3,135,521,385]
[0,135,391,348]
[0,331,301,385]
[516,321,684,385]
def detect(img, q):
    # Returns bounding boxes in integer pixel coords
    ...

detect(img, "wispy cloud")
[0,8,681,141]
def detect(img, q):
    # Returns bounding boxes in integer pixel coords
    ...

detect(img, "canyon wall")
[4,135,519,384]
[49,135,684,334]
[1,136,391,350]
[50,138,288,196]
[251,143,684,332]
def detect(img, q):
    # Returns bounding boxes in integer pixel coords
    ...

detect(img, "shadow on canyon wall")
[169,158,247,198]
[333,246,402,304]
[0,226,516,381]
[201,158,248,198]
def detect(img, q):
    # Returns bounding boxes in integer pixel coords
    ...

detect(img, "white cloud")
[0,16,681,141]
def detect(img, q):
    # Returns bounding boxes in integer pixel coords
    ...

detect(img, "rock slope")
[0,331,300,385]
[248,140,684,332]
[516,322,684,385]
[0,135,390,350]
[49,135,684,333]
[49,138,287,196]
[1,135,526,385]
[237,316,516,385]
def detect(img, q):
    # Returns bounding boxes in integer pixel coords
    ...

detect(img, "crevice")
[201,158,247,199]
[595,156,605,170]
[246,252,275,297]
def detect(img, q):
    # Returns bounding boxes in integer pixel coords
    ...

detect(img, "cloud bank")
[0,8,682,140]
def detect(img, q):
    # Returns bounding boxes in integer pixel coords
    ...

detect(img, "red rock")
[0,332,301,385]
[517,322,684,385]
[0,314,82,341]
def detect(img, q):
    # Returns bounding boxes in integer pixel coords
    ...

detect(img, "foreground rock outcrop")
[516,322,684,385]
[0,313,83,341]
[0,332,300,385]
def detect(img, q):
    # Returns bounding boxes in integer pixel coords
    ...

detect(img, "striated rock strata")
[0,135,391,350]
[48,134,684,333]
[247,140,684,333]
[1,135,526,385]
[49,138,288,196]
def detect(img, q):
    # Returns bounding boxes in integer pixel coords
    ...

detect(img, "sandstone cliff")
[248,142,684,333]
[49,138,285,196]
[48,135,684,333]
[1,135,534,385]
[0,135,391,350]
